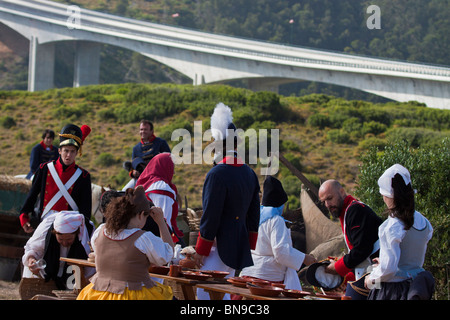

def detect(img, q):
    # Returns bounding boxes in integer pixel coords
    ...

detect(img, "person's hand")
[325,259,338,274]
[88,252,96,263]
[193,252,205,268]
[22,222,34,234]
[149,207,165,225]
[303,254,317,266]
[132,170,140,179]
[364,276,375,289]
[27,257,39,275]
[371,257,380,267]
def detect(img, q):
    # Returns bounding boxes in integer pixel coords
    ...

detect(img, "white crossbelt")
[41,162,82,219]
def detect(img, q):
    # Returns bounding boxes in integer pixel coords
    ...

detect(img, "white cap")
[53,211,91,253]
[377,164,412,198]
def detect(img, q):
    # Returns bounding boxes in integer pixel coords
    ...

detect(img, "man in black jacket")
[318,179,382,282]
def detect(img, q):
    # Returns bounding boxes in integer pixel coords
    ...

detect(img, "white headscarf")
[53,211,91,254]
[377,164,414,198]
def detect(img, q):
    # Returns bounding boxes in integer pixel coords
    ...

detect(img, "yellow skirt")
[77,282,173,300]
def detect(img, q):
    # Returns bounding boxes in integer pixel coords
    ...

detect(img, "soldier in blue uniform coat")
[194,103,260,300]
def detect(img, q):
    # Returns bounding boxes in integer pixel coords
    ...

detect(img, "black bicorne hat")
[305,261,344,290]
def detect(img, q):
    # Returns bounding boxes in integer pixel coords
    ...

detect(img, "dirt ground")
[0,280,20,300]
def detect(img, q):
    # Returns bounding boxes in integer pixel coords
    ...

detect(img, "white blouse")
[145,180,175,230]
[368,211,433,283]
[240,215,305,288]
[91,224,173,266]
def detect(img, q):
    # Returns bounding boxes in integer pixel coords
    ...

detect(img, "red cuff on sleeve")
[334,256,352,277]
[249,232,258,250]
[19,213,29,227]
[195,233,214,256]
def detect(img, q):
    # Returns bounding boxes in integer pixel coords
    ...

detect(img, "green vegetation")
[0,81,449,299]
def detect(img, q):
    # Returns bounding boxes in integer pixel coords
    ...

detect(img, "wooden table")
[148,273,202,300]
[196,283,299,300]
[60,258,299,301]
[59,258,209,300]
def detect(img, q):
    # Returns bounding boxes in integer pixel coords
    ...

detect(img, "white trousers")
[196,246,235,300]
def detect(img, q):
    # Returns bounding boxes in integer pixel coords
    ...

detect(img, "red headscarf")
[135,153,182,239]
[136,153,176,193]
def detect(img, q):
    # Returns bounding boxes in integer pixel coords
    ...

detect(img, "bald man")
[318,180,382,281]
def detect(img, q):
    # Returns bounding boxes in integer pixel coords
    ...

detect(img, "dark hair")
[42,129,55,140]
[140,119,153,131]
[100,190,125,213]
[387,173,415,230]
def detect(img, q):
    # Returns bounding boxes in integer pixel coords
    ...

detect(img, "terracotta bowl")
[251,279,271,287]
[247,284,283,297]
[182,271,212,281]
[201,270,230,279]
[227,277,248,287]
[282,289,311,298]
[148,265,170,275]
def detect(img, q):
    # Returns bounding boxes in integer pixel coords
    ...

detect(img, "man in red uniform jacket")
[318,179,382,281]
[20,124,92,234]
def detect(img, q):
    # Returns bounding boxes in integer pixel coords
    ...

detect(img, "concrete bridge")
[1,0,450,109]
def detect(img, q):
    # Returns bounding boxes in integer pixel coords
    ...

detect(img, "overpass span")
[0,0,449,109]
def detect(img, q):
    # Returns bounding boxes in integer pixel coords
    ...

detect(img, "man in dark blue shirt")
[26,129,59,179]
[122,120,171,190]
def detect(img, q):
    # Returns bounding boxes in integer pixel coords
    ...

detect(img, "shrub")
[247,91,283,121]
[361,121,387,136]
[0,116,16,128]
[386,127,448,148]
[96,109,117,121]
[95,153,117,167]
[327,129,352,144]
[307,113,330,129]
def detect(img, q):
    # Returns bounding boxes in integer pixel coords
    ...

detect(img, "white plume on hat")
[210,102,234,141]
[378,164,414,198]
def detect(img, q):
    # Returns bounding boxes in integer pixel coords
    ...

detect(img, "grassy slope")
[1,84,448,209]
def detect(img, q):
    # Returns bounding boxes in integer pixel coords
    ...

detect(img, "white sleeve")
[268,216,305,270]
[368,218,405,282]
[134,231,174,266]
[148,193,174,229]
[22,215,56,266]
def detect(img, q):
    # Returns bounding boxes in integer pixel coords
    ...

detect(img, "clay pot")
[179,254,197,269]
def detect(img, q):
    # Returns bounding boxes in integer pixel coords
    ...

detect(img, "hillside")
[1,83,449,209]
